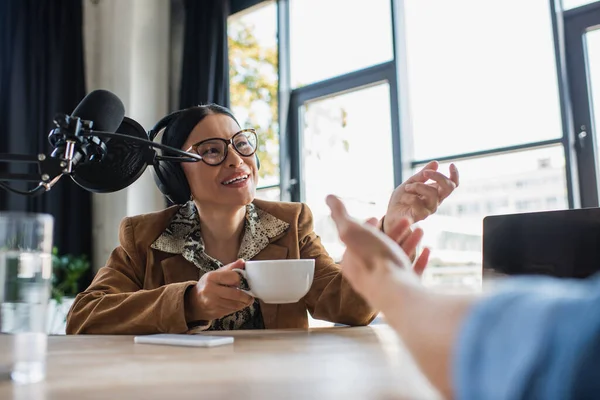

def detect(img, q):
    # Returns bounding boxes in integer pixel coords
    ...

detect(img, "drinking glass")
[0,213,53,384]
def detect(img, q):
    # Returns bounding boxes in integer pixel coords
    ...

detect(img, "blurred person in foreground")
[326,195,600,400]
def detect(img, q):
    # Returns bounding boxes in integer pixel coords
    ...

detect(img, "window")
[255,187,281,201]
[301,83,394,261]
[546,196,559,207]
[402,0,570,292]
[227,0,600,297]
[417,147,568,291]
[228,2,280,195]
[289,0,393,87]
[539,158,552,169]
[404,0,563,160]
[486,199,509,214]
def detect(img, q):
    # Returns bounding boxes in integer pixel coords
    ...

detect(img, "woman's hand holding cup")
[185,259,255,321]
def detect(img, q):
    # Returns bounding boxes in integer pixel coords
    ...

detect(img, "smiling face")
[181,113,259,208]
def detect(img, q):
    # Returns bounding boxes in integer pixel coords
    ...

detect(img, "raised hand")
[383,161,459,233]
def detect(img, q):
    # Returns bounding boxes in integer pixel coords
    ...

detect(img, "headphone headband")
[148,110,183,142]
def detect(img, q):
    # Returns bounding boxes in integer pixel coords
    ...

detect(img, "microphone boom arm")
[81,130,203,163]
[0,153,66,196]
[0,122,202,197]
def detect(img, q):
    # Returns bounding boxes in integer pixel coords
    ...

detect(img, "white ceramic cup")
[233,259,315,304]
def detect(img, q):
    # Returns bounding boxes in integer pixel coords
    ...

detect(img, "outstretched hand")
[326,195,430,309]
[327,194,472,400]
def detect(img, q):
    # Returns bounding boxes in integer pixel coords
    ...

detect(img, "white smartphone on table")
[134,334,234,348]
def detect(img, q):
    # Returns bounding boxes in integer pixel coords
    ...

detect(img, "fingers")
[449,163,459,187]
[326,195,352,229]
[385,217,412,245]
[404,183,439,211]
[422,170,457,201]
[327,195,410,268]
[207,270,242,287]
[365,217,379,227]
[210,259,246,286]
[217,286,254,308]
[400,227,424,258]
[400,226,424,252]
[378,217,428,271]
[405,161,439,184]
[327,195,380,251]
[413,247,430,276]
[221,259,245,271]
[385,218,425,261]
[326,195,362,246]
[385,218,429,275]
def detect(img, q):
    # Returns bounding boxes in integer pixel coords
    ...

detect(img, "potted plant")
[48,247,90,334]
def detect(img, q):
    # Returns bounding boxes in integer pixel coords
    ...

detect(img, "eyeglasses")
[185,129,258,166]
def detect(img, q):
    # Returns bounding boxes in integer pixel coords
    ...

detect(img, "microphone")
[49,89,126,173]
[0,90,202,196]
[71,116,152,193]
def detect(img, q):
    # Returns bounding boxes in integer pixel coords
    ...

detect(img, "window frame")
[563,1,600,207]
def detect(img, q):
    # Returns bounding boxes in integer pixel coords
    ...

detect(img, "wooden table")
[0,325,440,399]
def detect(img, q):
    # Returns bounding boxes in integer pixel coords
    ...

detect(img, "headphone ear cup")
[152,162,172,203]
[149,110,191,204]
[152,160,191,205]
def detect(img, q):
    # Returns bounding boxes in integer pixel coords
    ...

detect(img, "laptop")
[482,208,600,279]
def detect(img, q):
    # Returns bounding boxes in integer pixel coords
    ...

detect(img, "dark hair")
[161,104,240,150]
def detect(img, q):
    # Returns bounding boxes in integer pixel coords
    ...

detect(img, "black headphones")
[148,108,260,205]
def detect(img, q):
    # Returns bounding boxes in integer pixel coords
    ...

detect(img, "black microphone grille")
[72,117,149,193]
[72,89,125,133]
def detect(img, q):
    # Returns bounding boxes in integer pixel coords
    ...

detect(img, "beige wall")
[83,0,170,272]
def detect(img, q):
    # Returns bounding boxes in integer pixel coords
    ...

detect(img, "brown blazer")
[66,200,377,334]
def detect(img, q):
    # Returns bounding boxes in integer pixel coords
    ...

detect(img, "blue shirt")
[454,273,600,399]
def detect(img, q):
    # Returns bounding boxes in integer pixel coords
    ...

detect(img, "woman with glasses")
[66,104,459,334]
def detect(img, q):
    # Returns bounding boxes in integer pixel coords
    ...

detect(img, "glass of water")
[0,213,53,384]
